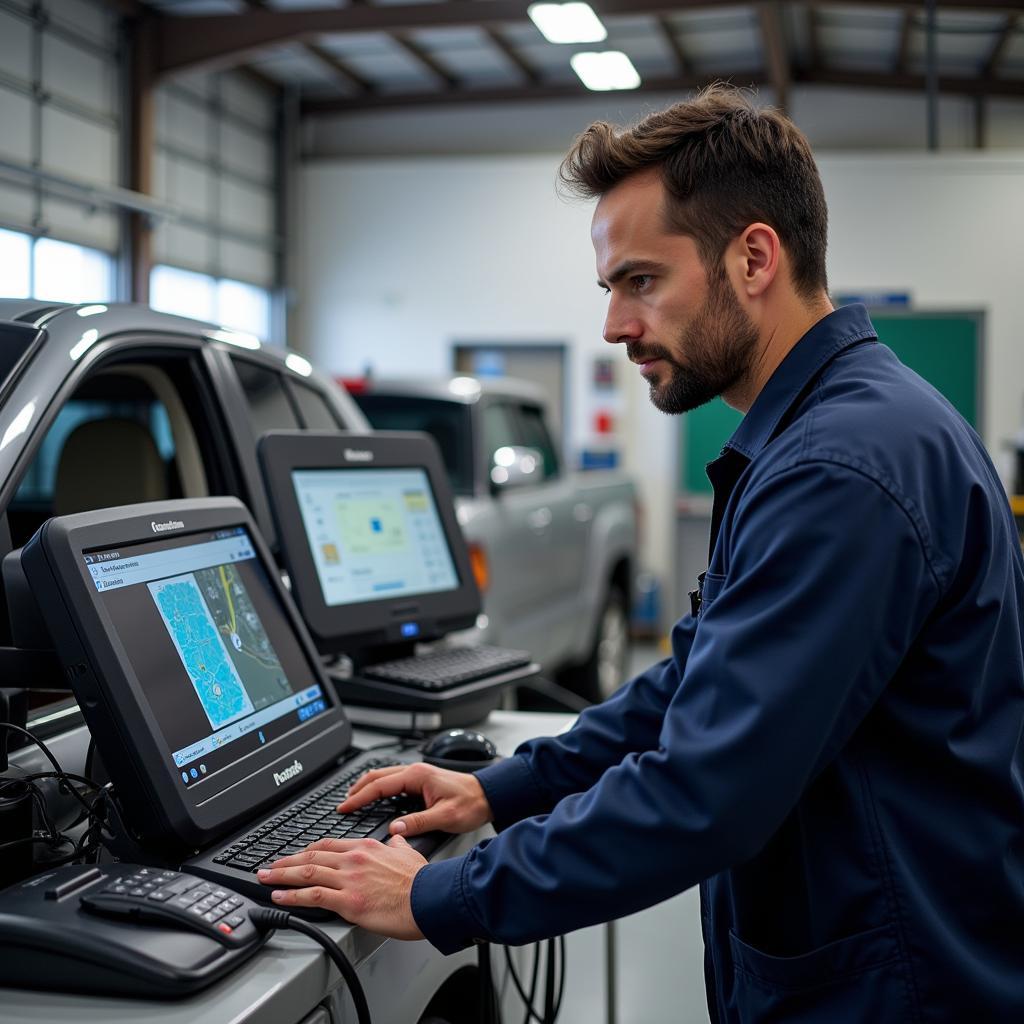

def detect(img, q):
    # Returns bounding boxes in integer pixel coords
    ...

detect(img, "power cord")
[249,906,372,1024]
[0,721,111,868]
[503,937,566,1024]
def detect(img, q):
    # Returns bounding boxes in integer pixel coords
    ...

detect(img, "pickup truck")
[351,376,638,702]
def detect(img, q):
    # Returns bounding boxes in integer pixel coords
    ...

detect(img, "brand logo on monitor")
[343,448,374,462]
[273,759,303,786]
[151,519,185,533]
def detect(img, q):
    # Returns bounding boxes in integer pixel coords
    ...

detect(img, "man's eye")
[631,275,652,292]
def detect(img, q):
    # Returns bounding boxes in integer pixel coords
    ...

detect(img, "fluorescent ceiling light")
[570,51,641,91]
[528,2,607,44]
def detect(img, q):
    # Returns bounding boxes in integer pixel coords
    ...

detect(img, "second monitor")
[259,431,482,658]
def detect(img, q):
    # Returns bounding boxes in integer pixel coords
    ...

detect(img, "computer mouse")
[422,729,498,773]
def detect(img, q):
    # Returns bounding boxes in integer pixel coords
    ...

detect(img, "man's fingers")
[388,809,438,838]
[257,862,341,887]
[346,765,405,799]
[338,770,416,811]
[305,837,374,855]
[269,885,342,912]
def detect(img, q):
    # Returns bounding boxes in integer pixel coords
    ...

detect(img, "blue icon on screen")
[258,731,266,745]
[190,768,198,779]
[181,772,189,784]
[370,518,382,533]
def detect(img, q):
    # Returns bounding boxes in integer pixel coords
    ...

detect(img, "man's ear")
[733,222,781,299]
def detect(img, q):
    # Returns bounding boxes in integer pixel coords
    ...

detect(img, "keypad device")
[80,867,260,947]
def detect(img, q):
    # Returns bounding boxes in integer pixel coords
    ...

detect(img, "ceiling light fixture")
[528,2,607,44]
[570,51,641,91]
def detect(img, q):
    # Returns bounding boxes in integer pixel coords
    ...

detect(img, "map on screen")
[150,564,293,730]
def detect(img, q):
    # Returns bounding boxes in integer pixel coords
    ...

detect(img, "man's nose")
[603,298,642,345]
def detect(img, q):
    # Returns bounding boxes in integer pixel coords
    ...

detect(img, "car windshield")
[353,395,473,496]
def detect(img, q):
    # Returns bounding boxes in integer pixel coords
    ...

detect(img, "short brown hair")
[559,85,828,299]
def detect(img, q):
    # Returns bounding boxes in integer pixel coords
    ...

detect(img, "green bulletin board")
[679,310,983,495]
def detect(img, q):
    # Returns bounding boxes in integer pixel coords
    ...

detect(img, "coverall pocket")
[728,924,908,1023]
[698,572,727,616]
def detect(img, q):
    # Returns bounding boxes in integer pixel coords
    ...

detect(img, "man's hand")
[339,762,493,837]
[257,836,427,939]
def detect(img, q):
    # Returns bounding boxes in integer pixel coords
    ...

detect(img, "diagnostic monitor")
[18,498,350,851]
[259,431,481,655]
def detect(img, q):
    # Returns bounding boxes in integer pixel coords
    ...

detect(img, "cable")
[543,938,556,1023]
[249,906,372,1024]
[502,938,566,1024]
[477,942,500,1024]
[0,723,101,818]
[0,723,112,868]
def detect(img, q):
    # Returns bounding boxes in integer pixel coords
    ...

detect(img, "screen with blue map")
[89,526,331,789]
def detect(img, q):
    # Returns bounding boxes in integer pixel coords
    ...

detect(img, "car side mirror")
[489,446,543,495]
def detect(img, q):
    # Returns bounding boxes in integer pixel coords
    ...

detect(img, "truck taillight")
[468,542,489,592]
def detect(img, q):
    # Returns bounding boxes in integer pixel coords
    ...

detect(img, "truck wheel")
[566,585,630,703]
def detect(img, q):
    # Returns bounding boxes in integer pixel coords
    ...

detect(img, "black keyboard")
[210,757,417,874]
[361,645,533,691]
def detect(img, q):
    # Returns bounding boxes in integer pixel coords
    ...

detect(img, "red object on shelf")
[594,410,614,434]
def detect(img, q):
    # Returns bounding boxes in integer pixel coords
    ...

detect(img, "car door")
[512,401,589,604]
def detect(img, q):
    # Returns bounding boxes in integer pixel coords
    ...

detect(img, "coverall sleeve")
[410,460,941,953]
[473,616,697,831]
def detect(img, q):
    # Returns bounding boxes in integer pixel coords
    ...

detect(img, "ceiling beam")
[655,18,689,76]
[391,34,460,88]
[238,0,371,95]
[484,27,540,84]
[806,5,823,71]
[758,1,789,112]
[299,63,1024,117]
[156,0,1024,78]
[301,71,769,115]
[795,66,1024,99]
[895,6,914,74]
[982,14,1020,76]
[305,42,375,93]
[237,64,284,95]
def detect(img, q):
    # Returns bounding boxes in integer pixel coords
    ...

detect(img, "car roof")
[0,299,298,373]
[360,375,547,407]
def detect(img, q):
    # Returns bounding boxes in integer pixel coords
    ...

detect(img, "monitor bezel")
[21,497,352,852]
[259,431,481,656]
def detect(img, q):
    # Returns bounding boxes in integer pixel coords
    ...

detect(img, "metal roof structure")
[132,1,1024,118]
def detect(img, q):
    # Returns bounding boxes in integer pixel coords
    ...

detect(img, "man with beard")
[259,87,1024,1022]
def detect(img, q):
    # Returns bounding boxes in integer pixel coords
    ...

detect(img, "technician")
[258,87,1024,1021]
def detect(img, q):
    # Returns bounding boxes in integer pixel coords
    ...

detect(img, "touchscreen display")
[291,467,460,608]
[86,526,329,790]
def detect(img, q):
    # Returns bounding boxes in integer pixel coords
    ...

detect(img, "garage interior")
[1,1,1024,1022]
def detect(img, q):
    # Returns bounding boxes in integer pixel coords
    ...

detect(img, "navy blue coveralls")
[412,304,1024,1022]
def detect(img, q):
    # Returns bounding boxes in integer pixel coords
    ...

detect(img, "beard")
[628,271,759,415]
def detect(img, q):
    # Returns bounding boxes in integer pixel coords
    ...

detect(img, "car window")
[9,374,185,547]
[290,381,341,431]
[355,394,474,496]
[232,358,300,434]
[514,404,560,480]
